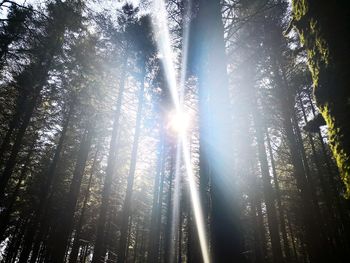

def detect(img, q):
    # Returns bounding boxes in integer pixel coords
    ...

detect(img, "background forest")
[0,0,349,263]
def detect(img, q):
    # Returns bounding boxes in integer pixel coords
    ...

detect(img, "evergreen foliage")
[0,0,349,262]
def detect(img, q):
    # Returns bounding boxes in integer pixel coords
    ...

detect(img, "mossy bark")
[291,0,350,196]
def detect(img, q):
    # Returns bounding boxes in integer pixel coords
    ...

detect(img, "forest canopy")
[0,0,349,263]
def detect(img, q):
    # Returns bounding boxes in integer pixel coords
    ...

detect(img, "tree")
[191,0,246,261]
[290,0,350,196]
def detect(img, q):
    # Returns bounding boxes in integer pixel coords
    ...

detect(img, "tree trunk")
[286,212,299,263]
[306,91,350,250]
[18,103,73,263]
[0,91,39,198]
[4,219,27,263]
[164,148,175,263]
[68,147,98,263]
[252,103,284,263]
[195,0,245,261]
[265,127,291,260]
[48,128,93,262]
[92,58,127,263]
[147,132,165,263]
[154,144,167,262]
[118,68,145,262]
[0,138,35,240]
[0,94,28,166]
[291,0,350,196]
[271,58,326,262]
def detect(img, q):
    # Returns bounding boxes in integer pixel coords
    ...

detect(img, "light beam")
[152,1,210,263]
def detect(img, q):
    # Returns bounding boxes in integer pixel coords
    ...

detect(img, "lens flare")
[152,1,210,263]
[168,111,190,134]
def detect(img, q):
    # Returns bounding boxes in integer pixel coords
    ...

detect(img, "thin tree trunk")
[250,195,264,263]
[0,94,27,166]
[252,101,284,263]
[133,216,141,262]
[271,57,325,262]
[286,212,299,263]
[68,145,97,263]
[49,127,94,262]
[256,194,267,261]
[3,218,21,262]
[265,127,291,260]
[92,58,127,263]
[155,145,167,262]
[0,138,35,240]
[125,213,133,262]
[118,67,145,262]
[18,103,74,263]
[177,204,183,263]
[306,91,350,249]
[164,150,175,263]
[147,132,165,263]
[0,91,39,198]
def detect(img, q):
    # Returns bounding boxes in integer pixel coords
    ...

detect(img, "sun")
[168,110,190,134]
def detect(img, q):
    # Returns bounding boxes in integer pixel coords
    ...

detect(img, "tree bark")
[118,67,145,262]
[291,0,350,196]
[195,0,245,261]
[271,58,326,262]
[92,58,127,263]
[18,103,73,263]
[68,147,98,263]
[0,91,39,198]
[164,147,175,263]
[48,127,94,262]
[147,132,165,263]
[265,127,291,260]
[0,94,28,166]
[0,138,35,240]
[252,103,284,263]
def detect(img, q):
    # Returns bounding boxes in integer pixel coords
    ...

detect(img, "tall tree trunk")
[286,212,299,263]
[257,195,268,260]
[0,138,35,240]
[0,91,39,198]
[300,92,350,260]
[125,213,133,262]
[68,147,98,263]
[4,219,27,263]
[306,91,350,250]
[177,202,183,263]
[18,103,73,263]
[265,127,291,260]
[154,145,167,262]
[118,68,145,262]
[247,147,266,263]
[133,216,141,262]
[271,58,326,262]
[0,94,28,166]
[291,0,350,196]
[290,102,333,255]
[147,132,165,263]
[92,59,127,263]
[250,192,266,263]
[251,102,284,263]
[48,128,94,262]
[164,148,175,263]
[195,0,245,261]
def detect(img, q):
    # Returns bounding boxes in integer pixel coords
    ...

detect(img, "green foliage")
[0,3,33,64]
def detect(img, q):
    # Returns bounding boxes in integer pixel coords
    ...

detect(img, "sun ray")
[151,1,210,263]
